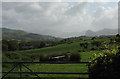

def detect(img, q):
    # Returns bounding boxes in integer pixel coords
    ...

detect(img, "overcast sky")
[2,2,118,38]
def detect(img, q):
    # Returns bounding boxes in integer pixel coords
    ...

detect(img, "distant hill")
[1,28,62,41]
[85,30,96,37]
[85,28,118,37]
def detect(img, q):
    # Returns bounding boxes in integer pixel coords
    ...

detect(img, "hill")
[85,28,118,37]
[1,28,62,41]
[85,30,96,37]
[3,35,117,78]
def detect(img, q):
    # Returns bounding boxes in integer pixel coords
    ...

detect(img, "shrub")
[39,54,48,61]
[91,41,102,47]
[70,53,81,61]
[78,49,81,52]
[99,47,105,50]
[116,34,120,37]
[8,40,19,51]
[2,44,8,51]
[63,53,69,61]
[90,48,96,51]
[30,55,36,62]
[89,46,120,79]
[91,37,96,40]
[2,39,9,51]
[80,42,88,49]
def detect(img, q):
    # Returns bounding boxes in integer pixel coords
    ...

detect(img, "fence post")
[19,63,22,79]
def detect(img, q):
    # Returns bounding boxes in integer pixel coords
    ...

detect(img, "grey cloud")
[92,5,118,31]
[0,2,2,28]
[66,2,87,15]
[2,2,118,38]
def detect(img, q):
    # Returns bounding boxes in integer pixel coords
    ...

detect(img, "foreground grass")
[3,50,102,78]
[3,64,88,78]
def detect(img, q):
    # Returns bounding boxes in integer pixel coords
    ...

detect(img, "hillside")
[2,35,118,78]
[85,28,118,37]
[1,28,62,41]
[2,36,111,62]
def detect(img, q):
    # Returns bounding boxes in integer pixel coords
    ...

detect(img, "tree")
[116,34,120,43]
[116,34,120,37]
[19,41,26,50]
[91,41,101,47]
[39,54,47,61]
[31,41,41,48]
[64,53,69,61]
[2,39,8,51]
[2,44,8,51]
[30,55,36,62]
[91,37,96,40]
[40,41,45,48]
[70,53,81,61]
[80,42,88,49]
[8,40,19,51]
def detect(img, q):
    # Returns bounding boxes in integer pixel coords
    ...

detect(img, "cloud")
[0,2,2,28]
[92,5,118,31]
[66,3,87,15]
[2,2,118,38]
[2,0,119,2]
[3,0,62,2]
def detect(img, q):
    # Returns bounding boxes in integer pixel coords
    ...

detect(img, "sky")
[2,0,119,2]
[2,1,118,38]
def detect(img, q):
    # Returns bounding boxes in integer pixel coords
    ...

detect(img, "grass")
[80,51,101,62]
[2,50,102,78]
[3,64,89,78]
[2,37,112,78]
[5,37,109,55]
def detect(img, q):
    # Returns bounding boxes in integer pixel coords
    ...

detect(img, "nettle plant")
[89,42,120,79]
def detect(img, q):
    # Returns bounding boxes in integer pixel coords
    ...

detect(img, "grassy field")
[3,37,109,57]
[3,64,88,78]
[2,37,112,78]
[3,51,101,78]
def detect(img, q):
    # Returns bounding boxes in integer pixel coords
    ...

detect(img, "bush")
[8,40,19,51]
[2,44,8,51]
[39,54,48,61]
[2,39,9,51]
[70,53,81,61]
[91,37,96,40]
[80,42,88,49]
[30,55,36,62]
[89,47,120,79]
[116,34,120,37]
[78,49,81,52]
[63,53,69,61]
[90,48,96,51]
[91,41,102,47]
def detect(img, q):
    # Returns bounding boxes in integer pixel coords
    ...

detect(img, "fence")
[1,61,90,79]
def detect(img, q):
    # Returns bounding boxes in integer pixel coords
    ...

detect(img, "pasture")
[2,36,114,78]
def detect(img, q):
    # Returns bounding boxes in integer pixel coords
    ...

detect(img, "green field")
[2,37,113,78]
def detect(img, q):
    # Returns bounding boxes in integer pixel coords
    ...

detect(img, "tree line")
[2,39,58,51]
